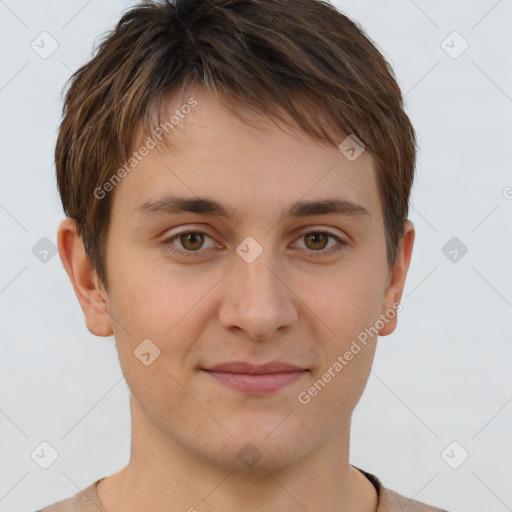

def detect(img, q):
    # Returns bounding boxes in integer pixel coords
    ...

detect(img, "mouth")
[201,361,309,394]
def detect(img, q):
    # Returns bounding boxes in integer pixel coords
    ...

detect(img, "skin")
[58,84,414,512]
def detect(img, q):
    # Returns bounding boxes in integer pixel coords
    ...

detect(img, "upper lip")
[203,361,306,374]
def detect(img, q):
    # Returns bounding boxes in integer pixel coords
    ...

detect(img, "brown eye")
[179,232,204,251]
[293,230,347,258]
[303,232,330,251]
[163,230,219,257]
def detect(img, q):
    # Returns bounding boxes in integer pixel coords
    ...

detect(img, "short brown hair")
[56,0,416,290]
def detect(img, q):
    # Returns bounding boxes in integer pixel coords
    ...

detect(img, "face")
[78,85,412,472]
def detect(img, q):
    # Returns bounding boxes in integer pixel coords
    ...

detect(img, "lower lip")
[203,370,307,394]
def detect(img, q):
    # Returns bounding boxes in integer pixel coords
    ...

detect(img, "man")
[38,0,449,510]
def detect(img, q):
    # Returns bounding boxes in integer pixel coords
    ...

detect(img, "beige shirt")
[37,467,449,511]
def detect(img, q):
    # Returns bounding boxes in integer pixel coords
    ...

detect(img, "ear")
[57,218,113,337]
[378,220,415,336]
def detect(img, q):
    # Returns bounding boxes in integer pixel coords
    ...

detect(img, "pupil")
[182,233,203,250]
[307,233,327,250]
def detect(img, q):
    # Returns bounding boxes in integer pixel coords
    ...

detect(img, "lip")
[205,361,305,374]
[202,361,308,394]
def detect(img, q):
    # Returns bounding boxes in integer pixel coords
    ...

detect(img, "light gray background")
[1,1,511,511]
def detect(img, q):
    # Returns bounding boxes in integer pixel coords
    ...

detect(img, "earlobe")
[57,218,114,337]
[378,220,415,336]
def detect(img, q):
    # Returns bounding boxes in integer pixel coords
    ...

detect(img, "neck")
[97,396,378,512]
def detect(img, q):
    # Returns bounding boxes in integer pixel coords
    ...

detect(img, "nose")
[217,248,298,341]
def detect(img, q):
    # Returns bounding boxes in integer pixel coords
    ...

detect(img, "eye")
[292,230,347,257]
[162,228,347,259]
[164,231,219,255]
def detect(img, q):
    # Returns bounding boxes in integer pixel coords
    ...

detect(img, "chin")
[206,440,305,475]
[196,423,307,474]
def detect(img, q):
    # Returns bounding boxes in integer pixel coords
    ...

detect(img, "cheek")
[107,252,187,330]
[297,335,377,430]
[302,260,386,338]
[105,256,219,373]
[299,271,380,411]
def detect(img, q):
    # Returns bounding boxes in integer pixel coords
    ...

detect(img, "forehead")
[111,86,381,226]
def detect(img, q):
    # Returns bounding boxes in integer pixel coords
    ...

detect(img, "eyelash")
[163,229,347,259]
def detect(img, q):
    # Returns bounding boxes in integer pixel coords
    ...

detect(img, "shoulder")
[354,466,450,512]
[379,486,450,512]
[36,479,105,512]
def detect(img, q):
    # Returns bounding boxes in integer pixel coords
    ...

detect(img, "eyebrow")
[136,195,371,221]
